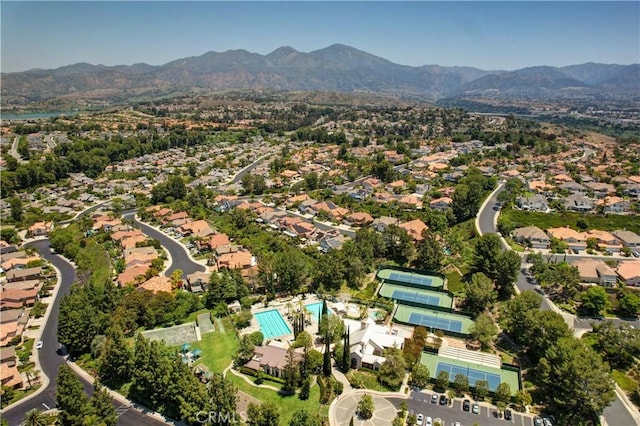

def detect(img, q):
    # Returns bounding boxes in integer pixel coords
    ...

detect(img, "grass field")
[227,373,328,425]
[502,209,640,234]
[191,317,238,373]
[612,369,637,393]
[346,370,398,392]
[445,270,464,294]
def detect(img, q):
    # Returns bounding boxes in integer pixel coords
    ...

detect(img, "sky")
[1,1,639,73]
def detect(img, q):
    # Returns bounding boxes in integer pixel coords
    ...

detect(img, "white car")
[425,416,433,426]
[35,340,43,349]
[416,413,424,424]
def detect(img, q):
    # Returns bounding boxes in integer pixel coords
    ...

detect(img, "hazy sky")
[1,1,639,73]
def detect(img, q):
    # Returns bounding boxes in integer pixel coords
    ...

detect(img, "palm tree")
[21,409,49,426]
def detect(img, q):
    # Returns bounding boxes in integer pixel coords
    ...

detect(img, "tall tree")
[208,373,237,426]
[470,312,498,349]
[290,409,323,426]
[88,381,118,426]
[500,290,542,345]
[247,401,280,426]
[471,234,503,280]
[378,348,406,389]
[413,233,444,272]
[580,286,609,316]
[464,272,497,315]
[20,409,49,426]
[538,337,615,424]
[282,346,300,393]
[98,324,132,387]
[55,365,90,426]
[495,250,521,298]
[382,225,414,265]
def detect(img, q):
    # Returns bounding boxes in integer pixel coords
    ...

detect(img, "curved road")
[122,212,206,279]
[1,240,168,426]
[476,186,639,426]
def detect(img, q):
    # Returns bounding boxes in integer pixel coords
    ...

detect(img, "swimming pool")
[306,302,332,323]
[254,310,291,339]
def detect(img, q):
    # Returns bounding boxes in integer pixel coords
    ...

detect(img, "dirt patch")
[236,390,262,421]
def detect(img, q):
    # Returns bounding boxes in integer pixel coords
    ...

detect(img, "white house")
[343,318,409,370]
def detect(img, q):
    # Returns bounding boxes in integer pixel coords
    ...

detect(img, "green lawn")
[612,369,637,393]
[445,270,464,294]
[346,370,398,392]
[354,281,378,301]
[190,317,239,373]
[502,209,640,234]
[226,373,328,425]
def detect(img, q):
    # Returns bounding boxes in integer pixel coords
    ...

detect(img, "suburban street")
[122,211,206,279]
[476,185,640,426]
[1,240,167,426]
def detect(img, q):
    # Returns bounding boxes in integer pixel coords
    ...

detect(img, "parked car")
[417,413,424,425]
[36,340,43,349]
[472,402,480,414]
[505,409,512,420]
[543,418,554,426]
[534,417,543,426]
[431,393,438,404]
[439,394,448,405]
[463,399,471,411]
[425,416,433,426]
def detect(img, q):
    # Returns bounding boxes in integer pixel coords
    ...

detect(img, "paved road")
[1,240,167,426]
[229,154,271,185]
[122,212,205,279]
[476,187,640,426]
[391,391,535,426]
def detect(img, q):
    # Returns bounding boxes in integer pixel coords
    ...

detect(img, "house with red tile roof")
[617,261,640,286]
[139,276,172,294]
[208,234,231,251]
[179,220,212,237]
[429,197,453,211]
[216,250,254,270]
[117,265,150,287]
[346,212,374,226]
[399,219,429,242]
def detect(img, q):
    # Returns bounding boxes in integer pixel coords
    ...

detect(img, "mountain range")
[2,44,638,106]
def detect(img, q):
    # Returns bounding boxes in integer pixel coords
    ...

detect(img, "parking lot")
[389,390,537,426]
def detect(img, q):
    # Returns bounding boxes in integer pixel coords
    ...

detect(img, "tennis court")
[394,305,474,335]
[419,352,520,395]
[141,322,200,346]
[378,282,453,309]
[377,268,444,289]
[409,313,463,333]
[436,361,502,389]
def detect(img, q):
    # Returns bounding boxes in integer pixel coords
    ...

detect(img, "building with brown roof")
[0,287,38,310]
[571,259,618,287]
[512,226,550,249]
[216,251,254,270]
[117,265,150,287]
[244,343,302,378]
[398,219,429,242]
[208,234,231,251]
[6,267,42,283]
[617,261,640,286]
[346,212,374,226]
[139,276,172,294]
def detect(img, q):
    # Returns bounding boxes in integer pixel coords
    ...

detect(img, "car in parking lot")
[36,340,43,349]
[417,413,424,424]
[543,418,554,426]
[472,402,479,414]
[463,399,470,411]
[430,393,438,404]
[439,394,448,405]
[504,409,512,420]
[534,417,543,426]
[425,416,433,426]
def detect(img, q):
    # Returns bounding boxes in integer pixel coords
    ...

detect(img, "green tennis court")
[378,283,453,309]
[394,305,474,335]
[377,268,444,289]
[420,352,520,395]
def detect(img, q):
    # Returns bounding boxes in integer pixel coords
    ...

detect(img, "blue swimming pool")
[306,302,332,323]
[254,310,291,339]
